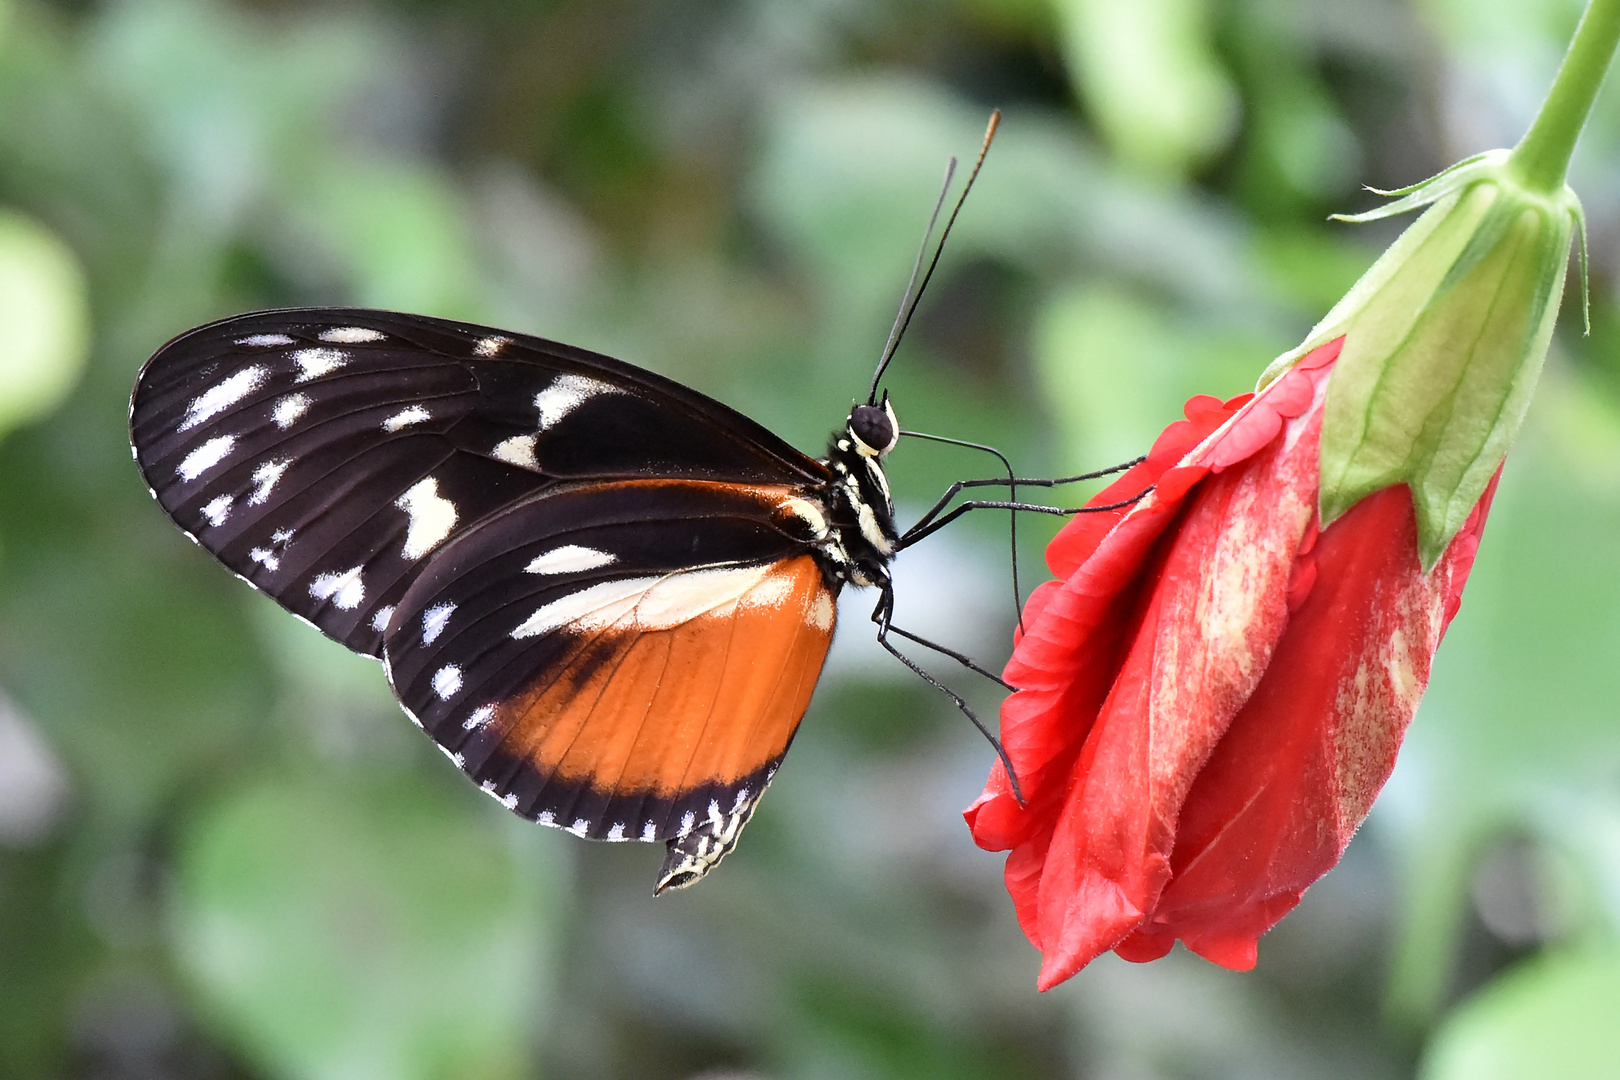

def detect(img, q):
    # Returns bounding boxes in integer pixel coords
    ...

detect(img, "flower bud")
[1263,152,1580,567]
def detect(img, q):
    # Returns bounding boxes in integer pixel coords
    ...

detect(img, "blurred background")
[3,0,1620,1077]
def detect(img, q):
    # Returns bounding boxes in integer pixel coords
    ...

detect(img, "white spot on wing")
[537,810,555,825]
[181,366,267,431]
[568,819,589,837]
[641,821,657,841]
[738,570,794,611]
[237,333,294,347]
[272,393,311,428]
[510,576,657,639]
[382,405,431,432]
[370,605,395,633]
[248,459,289,505]
[420,602,455,645]
[679,811,695,837]
[607,823,625,841]
[319,326,385,343]
[177,435,236,481]
[292,347,347,381]
[500,792,519,810]
[396,478,458,560]
[431,664,462,699]
[200,494,234,527]
[309,565,366,610]
[463,704,495,731]
[524,545,616,575]
[491,435,539,469]
[473,335,511,357]
[808,590,835,632]
[248,547,280,571]
[535,374,614,430]
[509,564,794,639]
[271,527,294,544]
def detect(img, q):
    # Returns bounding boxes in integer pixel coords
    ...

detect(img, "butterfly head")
[847,394,899,458]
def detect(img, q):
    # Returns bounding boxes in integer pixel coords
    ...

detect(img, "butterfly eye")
[848,404,897,456]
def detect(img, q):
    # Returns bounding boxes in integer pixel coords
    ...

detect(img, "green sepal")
[1254,154,1511,392]
[1256,154,1583,570]
[1314,170,1578,569]
[1332,151,1501,222]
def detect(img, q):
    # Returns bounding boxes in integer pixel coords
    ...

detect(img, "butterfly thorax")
[813,399,901,590]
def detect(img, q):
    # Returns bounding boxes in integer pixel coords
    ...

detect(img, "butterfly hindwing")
[130,309,828,656]
[380,479,839,889]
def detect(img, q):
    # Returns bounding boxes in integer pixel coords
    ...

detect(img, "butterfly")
[126,118,1052,893]
[130,305,919,891]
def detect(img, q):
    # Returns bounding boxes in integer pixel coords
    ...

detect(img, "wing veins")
[520,617,649,825]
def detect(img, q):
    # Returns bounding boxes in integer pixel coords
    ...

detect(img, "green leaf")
[0,211,89,440]
[170,768,561,1080]
[1050,0,1238,176]
[1419,943,1620,1080]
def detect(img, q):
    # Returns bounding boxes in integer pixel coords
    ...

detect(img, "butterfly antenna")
[867,109,1002,405]
[870,159,956,405]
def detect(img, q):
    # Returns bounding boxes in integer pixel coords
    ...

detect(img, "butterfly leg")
[895,443,1144,629]
[870,586,1025,805]
[881,621,1012,691]
[899,454,1146,541]
[896,489,1154,551]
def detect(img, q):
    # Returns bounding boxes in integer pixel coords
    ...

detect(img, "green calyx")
[1326,161,1576,569]
[1260,153,1582,570]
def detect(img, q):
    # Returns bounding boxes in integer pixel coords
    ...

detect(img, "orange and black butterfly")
[127,117,1067,892]
[131,307,904,891]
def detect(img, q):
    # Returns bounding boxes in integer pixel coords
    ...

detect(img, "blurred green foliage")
[0,209,89,440]
[1,0,1619,1077]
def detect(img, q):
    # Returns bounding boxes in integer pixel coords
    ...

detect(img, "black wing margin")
[130,309,829,657]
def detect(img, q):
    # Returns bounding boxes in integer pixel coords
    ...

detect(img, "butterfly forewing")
[131,310,829,656]
[381,480,838,885]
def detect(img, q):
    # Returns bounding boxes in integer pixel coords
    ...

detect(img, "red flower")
[965,338,1499,989]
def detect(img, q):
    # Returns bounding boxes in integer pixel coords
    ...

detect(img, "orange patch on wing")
[495,555,835,797]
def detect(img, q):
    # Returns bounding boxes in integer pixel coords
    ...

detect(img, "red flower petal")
[972,342,1341,857]
[1117,475,1493,969]
[1029,382,1326,988]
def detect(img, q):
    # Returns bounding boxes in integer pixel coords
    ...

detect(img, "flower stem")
[1509,0,1620,194]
